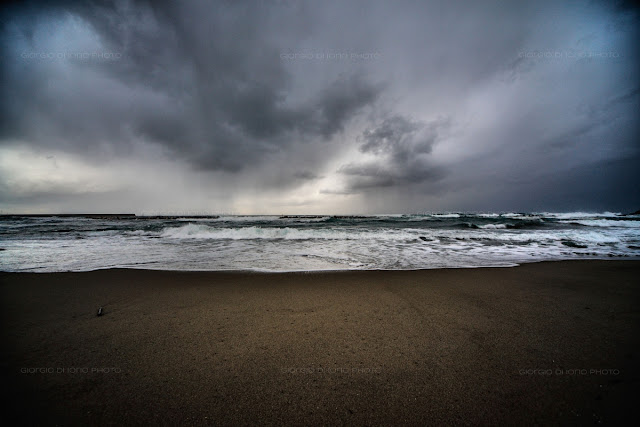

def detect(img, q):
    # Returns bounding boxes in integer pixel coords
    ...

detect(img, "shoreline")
[4,257,640,274]
[2,260,639,424]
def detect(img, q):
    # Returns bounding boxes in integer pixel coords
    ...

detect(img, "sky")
[1,0,638,215]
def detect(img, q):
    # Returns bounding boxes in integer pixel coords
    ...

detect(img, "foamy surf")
[1,212,638,272]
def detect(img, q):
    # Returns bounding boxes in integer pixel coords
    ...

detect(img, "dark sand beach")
[1,260,639,425]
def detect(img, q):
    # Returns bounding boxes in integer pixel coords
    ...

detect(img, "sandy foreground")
[1,260,639,425]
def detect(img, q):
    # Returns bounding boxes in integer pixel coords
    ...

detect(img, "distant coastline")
[0,214,220,220]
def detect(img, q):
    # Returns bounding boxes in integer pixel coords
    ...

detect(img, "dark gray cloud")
[338,161,446,192]
[1,0,639,213]
[293,171,321,180]
[360,115,449,160]
[1,0,382,173]
[335,115,449,193]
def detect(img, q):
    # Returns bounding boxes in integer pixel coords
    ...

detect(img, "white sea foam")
[177,215,281,222]
[539,211,621,219]
[160,224,417,240]
[559,219,640,228]
[2,213,639,272]
[500,213,525,218]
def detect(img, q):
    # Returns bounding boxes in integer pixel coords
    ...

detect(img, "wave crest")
[160,224,414,240]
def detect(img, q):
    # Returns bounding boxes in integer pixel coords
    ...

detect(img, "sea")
[1,212,639,272]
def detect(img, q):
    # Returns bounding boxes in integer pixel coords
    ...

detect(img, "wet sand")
[1,260,639,425]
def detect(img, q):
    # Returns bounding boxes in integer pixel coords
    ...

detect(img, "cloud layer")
[1,0,638,213]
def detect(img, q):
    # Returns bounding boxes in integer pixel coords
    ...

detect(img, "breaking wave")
[160,224,414,240]
[2,212,639,272]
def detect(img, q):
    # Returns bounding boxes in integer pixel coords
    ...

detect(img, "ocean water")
[1,212,639,272]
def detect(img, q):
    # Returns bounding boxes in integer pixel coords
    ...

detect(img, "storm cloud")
[335,115,449,192]
[1,0,638,213]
